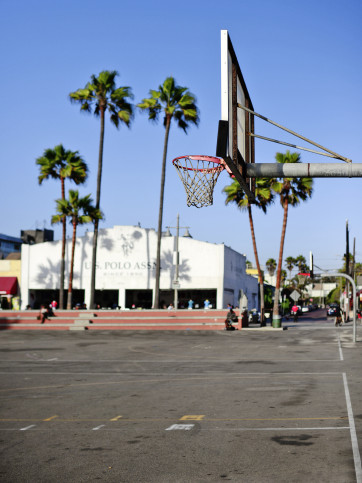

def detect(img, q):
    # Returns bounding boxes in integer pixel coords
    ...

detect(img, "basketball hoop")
[172,155,226,208]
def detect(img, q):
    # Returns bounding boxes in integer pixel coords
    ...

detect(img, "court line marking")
[43,415,58,421]
[338,334,344,361]
[343,373,362,483]
[0,416,348,423]
[92,425,105,431]
[0,426,350,433]
[19,425,36,431]
[0,358,344,364]
[201,426,350,432]
[0,372,345,393]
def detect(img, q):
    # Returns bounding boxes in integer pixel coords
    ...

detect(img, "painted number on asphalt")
[165,424,195,431]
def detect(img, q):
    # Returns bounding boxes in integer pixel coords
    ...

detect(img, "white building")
[305,282,337,303]
[21,225,259,310]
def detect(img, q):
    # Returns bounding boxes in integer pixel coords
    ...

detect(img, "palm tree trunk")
[247,205,264,324]
[273,198,289,317]
[89,106,105,309]
[67,219,77,310]
[60,177,66,309]
[154,115,172,309]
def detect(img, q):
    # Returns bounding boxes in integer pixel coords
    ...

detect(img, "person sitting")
[39,305,49,324]
[225,306,238,330]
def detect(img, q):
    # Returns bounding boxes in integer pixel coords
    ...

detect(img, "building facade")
[20,225,259,310]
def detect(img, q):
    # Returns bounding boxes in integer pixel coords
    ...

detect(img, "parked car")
[248,310,260,324]
[301,306,309,313]
[327,303,340,317]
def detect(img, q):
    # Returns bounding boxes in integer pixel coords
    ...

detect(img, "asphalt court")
[0,328,362,482]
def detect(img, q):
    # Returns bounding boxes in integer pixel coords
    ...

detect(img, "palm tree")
[36,145,88,309]
[51,190,102,310]
[295,255,307,273]
[138,77,199,308]
[272,151,313,323]
[285,256,296,284]
[69,70,133,308]
[223,178,275,323]
[266,258,277,278]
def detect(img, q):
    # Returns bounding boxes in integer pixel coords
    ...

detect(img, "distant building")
[21,229,54,244]
[0,229,54,309]
[20,225,259,310]
[0,234,22,259]
[305,282,337,303]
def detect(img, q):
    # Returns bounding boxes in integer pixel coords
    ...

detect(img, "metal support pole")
[174,214,179,310]
[320,272,357,342]
[246,163,362,178]
[238,103,351,162]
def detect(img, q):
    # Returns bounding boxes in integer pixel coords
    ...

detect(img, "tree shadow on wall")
[35,258,80,286]
[160,250,191,283]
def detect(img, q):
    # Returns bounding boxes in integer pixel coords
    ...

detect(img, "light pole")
[165,214,191,309]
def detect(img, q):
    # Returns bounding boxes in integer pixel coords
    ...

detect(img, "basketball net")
[172,156,225,208]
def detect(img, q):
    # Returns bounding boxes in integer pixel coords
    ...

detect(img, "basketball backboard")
[217,30,255,198]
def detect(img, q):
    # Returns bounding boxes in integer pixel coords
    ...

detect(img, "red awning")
[0,277,18,295]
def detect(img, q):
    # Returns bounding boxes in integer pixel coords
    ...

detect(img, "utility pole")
[165,215,191,309]
[174,214,180,310]
[345,220,350,321]
[352,237,356,283]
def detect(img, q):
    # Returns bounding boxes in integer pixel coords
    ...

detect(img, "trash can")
[272,314,282,328]
[241,310,248,328]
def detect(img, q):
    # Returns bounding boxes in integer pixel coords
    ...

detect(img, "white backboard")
[220,30,254,166]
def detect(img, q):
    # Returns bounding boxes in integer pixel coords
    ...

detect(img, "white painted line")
[0,371,344,375]
[20,425,36,431]
[343,373,362,483]
[338,335,344,361]
[165,424,194,431]
[92,425,105,431]
[202,426,350,431]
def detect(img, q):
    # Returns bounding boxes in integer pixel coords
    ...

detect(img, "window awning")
[0,277,18,295]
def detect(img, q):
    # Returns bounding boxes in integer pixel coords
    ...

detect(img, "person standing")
[291,304,299,322]
[188,299,194,310]
[334,305,342,326]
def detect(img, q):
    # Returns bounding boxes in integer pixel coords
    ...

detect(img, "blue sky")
[1,0,361,274]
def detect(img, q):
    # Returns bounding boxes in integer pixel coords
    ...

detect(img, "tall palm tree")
[285,256,296,284]
[69,70,133,308]
[138,77,199,308]
[223,178,275,323]
[272,151,313,322]
[51,190,102,310]
[36,145,88,309]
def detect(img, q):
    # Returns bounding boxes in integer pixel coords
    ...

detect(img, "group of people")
[163,299,212,310]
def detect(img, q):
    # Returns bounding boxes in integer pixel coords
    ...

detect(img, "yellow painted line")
[180,415,205,421]
[0,416,347,423]
[43,415,58,421]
